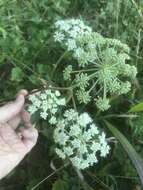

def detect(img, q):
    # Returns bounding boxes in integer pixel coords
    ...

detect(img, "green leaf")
[129,102,143,112]
[52,179,69,190]
[0,27,7,38]
[105,121,143,186]
[11,67,24,82]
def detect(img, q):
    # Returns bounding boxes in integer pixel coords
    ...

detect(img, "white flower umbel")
[54,109,110,169]
[28,89,66,124]
[54,19,92,55]
[54,19,137,111]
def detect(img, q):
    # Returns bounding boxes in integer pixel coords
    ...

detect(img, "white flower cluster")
[54,19,92,53]
[54,19,137,111]
[54,109,110,169]
[28,89,66,124]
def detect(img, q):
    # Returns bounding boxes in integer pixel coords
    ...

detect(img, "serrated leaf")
[105,121,143,186]
[129,102,143,112]
[52,179,68,190]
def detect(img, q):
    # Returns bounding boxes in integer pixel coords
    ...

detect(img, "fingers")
[17,89,28,97]
[0,123,22,150]
[0,90,28,123]
[8,114,21,130]
[21,110,38,152]
[7,90,28,129]
[20,127,38,152]
[21,110,31,128]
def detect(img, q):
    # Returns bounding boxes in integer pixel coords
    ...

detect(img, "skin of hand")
[0,90,38,179]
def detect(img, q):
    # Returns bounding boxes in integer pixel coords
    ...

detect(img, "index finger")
[0,90,28,123]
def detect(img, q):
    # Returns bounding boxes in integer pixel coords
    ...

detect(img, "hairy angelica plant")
[54,19,137,111]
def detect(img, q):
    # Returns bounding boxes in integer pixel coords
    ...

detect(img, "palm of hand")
[0,90,38,179]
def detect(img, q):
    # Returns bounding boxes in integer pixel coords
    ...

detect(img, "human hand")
[0,90,38,179]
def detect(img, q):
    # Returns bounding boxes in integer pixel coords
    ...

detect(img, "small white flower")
[55,90,61,97]
[100,143,110,157]
[74,48,84,58]
[71,139,81,148]
[49,116,57,124]
[80,160,89,169]
[55,20,70,31]
[54,130,69,146]
[96,97,111,111]
[35,99,41,108]
[40,93,47,100]
[55,20,65,28]
[54,32,65,42]
[69,29,79,38]
[83,131,92,141]
[64,109,78,121]
[71,156,82,169]
[28,105,38,114]
[69,124,81,136]
[90,142,100,152]
[42,100,48,111]
[48,98,54,104]
[89,124,99,135]
[58,98,66,105]
[51,108,58,114]
[87,153,98,166]
[78,112,92,126]
[66,39,77,51]
[40,112,48,120]
[99,132,106,144]
[79,144,88,154]
[55,148,66,159]
[64,147,73,156]
[29,94,37,102]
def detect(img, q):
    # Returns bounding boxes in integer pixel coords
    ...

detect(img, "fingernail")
[18,89,28,97]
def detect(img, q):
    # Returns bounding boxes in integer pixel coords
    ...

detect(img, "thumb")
[0,90,27,123]
[20,109,38,152]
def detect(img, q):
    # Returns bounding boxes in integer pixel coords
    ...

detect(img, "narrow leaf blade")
[129,102,143,112]
[105,121,143,186]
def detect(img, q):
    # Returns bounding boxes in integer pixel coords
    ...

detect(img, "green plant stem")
[31,163,69,190]
[86,171,111,190]
[135,29,141,66]
[74,168,94,190]
[51,50,68,78]
[131,0,143,21]
[100,114,138,119]
[71,68,98,74]
[0,85,71,106]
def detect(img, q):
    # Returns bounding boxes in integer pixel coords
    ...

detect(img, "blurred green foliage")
[0,0,143,189]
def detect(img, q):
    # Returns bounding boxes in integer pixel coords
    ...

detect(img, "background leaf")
[52,179,69,190]
[129,102,143,112]
[11,67,24,82]
[104,120,143,186]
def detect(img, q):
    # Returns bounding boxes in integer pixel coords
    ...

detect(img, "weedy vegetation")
[0,0,143,190]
